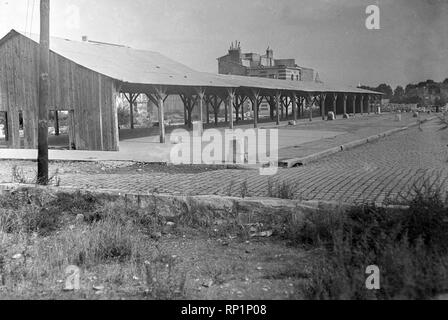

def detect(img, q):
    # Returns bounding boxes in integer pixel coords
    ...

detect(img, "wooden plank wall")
[0,33,119,151]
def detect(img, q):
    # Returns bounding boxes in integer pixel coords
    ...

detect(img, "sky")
[0,0,447,88]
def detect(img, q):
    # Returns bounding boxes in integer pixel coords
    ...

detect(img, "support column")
[227,89,236,130]
[206,96,210,124]
[333,94,338,119]
[250,89,260,129]
[321,94,327,120]
[360,95,365,115]
[280,96,285,120]
[225,98,228,123]
[213,96,220,125]
[130,99,134,129]
[54,110,59,136]
[154,86,167,144]
[367,95,371,114]
[343,94,348,117]
[196,88,205,132]
[292,92,297,122]
[307,94,313,122]
[352,95,356,117]
[276,91,281,126]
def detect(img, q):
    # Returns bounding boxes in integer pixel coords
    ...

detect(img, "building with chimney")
[218,41,315,82]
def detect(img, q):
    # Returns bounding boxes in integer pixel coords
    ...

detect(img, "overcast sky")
[0,0,447,88]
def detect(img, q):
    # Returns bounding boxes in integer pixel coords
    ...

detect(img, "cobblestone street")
[0,119,446,205]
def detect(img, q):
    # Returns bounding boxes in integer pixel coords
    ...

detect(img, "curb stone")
[0,184,409,225]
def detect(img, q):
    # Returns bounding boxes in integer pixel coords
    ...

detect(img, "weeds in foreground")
[11,165,61,186]
[267,179,300,200]
[296,182,448,300]
[144,246,187,300]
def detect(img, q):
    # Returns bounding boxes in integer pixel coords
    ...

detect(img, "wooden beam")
[292,92,297,122]
[343,94,348,116]
[360,95,365,115]
[249,89,261,128]
[154,86,167,143]
[276,91,281,126]
[227,88,236,130]
[333,93,338,119]
[195,87,206,131]
[321,93,327,120]
[352,95,356,116]
[37,0,50,185]
[54,110,59,136]
[307,94,314,122]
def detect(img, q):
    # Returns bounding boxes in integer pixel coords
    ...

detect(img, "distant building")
[218,41,315,82]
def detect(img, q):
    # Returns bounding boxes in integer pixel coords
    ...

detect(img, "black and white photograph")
[0,0,447,305]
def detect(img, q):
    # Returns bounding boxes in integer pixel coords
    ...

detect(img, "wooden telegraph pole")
[37,0,50,185]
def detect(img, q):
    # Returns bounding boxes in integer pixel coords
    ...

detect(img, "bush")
[299,184,448,300]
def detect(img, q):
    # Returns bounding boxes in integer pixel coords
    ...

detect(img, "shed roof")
[1,30,381,95]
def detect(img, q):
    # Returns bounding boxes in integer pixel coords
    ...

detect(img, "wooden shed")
[0,30,122,151]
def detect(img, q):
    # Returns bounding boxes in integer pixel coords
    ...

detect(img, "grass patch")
[295,183,448,300]
[267,179,300,200]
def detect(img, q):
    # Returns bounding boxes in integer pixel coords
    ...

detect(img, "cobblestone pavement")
[0,119,446,205]
[278,113,433,160]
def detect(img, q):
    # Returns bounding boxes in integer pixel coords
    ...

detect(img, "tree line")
[359,79,448,107]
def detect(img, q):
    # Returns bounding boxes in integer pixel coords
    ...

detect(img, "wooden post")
[352,95,356,116]
[276,91,281,126]
[280,97,284,120]
[154,87,167,143]
[249,90,260,129]
[225,97,228,123]
[54,110,59,136]
[130,94,134,129]
[333,94,337,119]
[308,94,313,122]
[214,96,219,125]
[227,89,235,130]
[367,95,371,114]
[206,97,210,124]
[196,88,205,132]
[321,94,327,120]
[292,92,297,122]
[360,95,365,115]
[343,94,348,116]
[37,0,50,185]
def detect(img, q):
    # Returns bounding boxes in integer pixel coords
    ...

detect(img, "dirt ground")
[0,189,310,300]
[0,230,309,300]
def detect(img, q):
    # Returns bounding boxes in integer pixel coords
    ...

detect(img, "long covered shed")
[0,29,381,151]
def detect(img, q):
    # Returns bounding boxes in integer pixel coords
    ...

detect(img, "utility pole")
[37,0,50,185]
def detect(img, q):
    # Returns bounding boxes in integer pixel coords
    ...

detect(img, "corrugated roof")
[3,30,381,95]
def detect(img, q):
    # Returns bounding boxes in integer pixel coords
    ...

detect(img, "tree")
[443,78,448,85]
[392,86,405,103]
[376,84,393,99]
